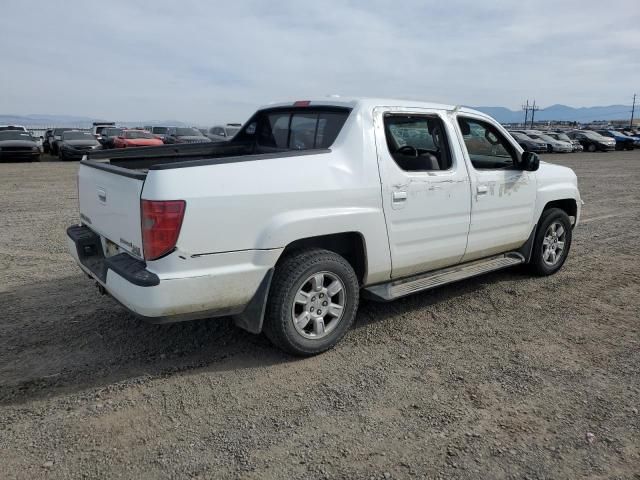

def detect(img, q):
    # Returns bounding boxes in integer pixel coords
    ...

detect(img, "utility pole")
[522,100,530,127]
[631,94,636,129]
[530,100,540,128]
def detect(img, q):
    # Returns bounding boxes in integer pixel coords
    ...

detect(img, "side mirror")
[520,151,540,172]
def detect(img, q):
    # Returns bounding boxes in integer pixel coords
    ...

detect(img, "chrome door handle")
[476,185,488,195]
[392,191,408,202]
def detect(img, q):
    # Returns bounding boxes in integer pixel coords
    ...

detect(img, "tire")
[528,208,572,276]
[587,143,596,152]
[263,248,360,356]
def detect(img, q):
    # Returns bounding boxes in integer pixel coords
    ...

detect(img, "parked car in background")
[205,123,242,142]
[113,130,165,148]
[596,130,636,150]
[149,126,170,141]
[524,133,573,153]
[547,132,583,152]
[163,127,212,144]
[508,131,548,153]
[91,122,116,140]
[58,131,101,161]
[567,130,616,152]
[0,130,41,162]
[50,127,75,155]
[98,128,124,149]
[68,97,581,356]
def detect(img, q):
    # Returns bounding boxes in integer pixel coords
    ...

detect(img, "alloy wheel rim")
[291,271,346,339]
[542,221,566,266]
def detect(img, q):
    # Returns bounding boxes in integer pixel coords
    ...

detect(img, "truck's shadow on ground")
[0,268,531,405]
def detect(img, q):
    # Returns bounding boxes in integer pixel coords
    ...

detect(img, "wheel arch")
[542,198,577,220]
[278,232,368,285]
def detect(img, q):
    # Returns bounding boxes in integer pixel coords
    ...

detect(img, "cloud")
[1,0,638,124]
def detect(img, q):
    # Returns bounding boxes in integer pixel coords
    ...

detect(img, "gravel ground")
[0,152,638,479]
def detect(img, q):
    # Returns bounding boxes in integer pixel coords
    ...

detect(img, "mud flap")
[232,268,274,334]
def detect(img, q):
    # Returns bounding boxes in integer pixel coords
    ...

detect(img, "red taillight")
[141,200,186,260]
[293,100,311,107]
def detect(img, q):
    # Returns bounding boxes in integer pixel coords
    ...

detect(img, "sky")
[1,0,639,124]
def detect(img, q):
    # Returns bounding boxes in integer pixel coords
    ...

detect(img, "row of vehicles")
[36,122,242,161]
[508,128,640,153]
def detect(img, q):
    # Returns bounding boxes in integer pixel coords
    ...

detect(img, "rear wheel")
[529,208,572,276]
[263,249,359,356]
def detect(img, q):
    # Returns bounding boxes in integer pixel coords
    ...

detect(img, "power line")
[631,94,636,129]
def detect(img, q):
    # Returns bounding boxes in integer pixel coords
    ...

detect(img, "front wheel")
[529,208,572,276]
[587,143,596,152]
[263,249,359,356]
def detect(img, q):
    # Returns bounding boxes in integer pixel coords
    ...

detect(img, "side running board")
[364,252,525,301]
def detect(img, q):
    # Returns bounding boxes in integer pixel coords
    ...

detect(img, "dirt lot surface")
[1,152,639,479]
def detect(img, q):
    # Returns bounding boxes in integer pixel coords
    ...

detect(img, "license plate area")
[105,238,121,257]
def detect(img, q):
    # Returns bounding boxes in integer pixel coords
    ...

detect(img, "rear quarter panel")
[142,108,392,284]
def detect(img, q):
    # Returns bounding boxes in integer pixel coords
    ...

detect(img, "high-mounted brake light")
[293,100,311,107]
[141,200,186,260]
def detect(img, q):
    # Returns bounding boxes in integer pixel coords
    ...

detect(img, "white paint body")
[70,98,581,320]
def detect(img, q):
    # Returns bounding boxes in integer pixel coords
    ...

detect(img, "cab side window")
[457,117,517,170]
[383,114,452,172]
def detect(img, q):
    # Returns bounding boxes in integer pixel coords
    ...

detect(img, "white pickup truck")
[67,98,581,356]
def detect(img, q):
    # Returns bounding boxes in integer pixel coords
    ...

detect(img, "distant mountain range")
[472,104,634,124]
[0,114,188,128]
[1,104,635,127]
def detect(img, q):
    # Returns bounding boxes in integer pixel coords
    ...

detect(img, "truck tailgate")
[78,162,145,259]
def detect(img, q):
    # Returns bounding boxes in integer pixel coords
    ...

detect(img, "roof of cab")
[260,96,488,118]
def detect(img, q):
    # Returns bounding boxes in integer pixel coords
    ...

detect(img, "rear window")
[124,130,155,139]
[152,127,168,134]
[236,107,350,151]
[63,131,95,140]
[0,131,35,141]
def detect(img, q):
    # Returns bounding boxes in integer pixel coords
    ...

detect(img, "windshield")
[582,131,605,140]
[174,128,202,136]
[537,134,556,142]
[124,130,155,139]
[53,128,73,135]
[0,131,35,141]
[62,131,95,141]
[103,128,124,137]
[151,127,168,134]
[510,132,530,140]
[554,133,571,141]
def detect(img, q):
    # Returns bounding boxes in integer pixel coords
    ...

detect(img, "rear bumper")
[62,149,96,160]
[66,224,281,326]
[0,151,40,161]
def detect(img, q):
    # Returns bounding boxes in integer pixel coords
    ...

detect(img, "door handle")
[476,185,488,195]
[392,191,408,202]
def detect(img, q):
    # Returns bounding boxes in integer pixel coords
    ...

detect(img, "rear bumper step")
[67,225,159,287]
[364,252,525,301]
